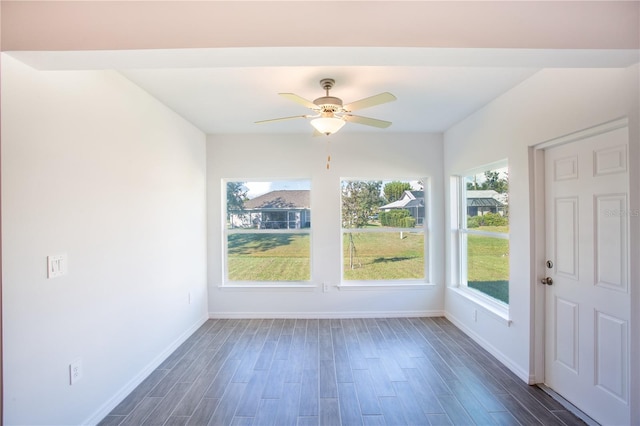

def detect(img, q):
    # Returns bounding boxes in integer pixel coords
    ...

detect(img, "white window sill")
[337,282,436,291]
[217,282,436,291]
[217,283,316,292]
[449,286,512,326]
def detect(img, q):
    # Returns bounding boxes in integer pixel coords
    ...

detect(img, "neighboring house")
[229,190,310,229]
[466,190,507,216]
[379,190,425,225]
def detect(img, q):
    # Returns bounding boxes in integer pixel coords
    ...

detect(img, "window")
[458,164,509,304]
[224,179,311,283]
[341,179,427,282]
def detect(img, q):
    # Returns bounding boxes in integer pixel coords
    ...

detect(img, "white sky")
[244,180,311,199]
[243,179,422,199]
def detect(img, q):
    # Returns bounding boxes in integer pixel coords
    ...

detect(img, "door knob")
[541,277,553,285]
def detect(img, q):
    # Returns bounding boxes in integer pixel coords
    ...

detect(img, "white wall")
[443,65,639,392]
[207,132,444,317]
[1,55,208,425]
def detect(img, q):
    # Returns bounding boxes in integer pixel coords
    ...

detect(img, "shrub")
[401,217,416,228]
[380,209,411,227]
[467,212,507,227]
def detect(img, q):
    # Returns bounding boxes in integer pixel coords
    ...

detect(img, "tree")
[226,182,248,217]
[482,170,508,194]
[383,181,412,203]
[341,180,383,228]
[466,170,508,194]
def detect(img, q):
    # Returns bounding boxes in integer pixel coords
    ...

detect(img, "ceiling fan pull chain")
[326,140,332,170]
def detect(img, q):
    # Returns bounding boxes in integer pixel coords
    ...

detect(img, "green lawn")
[226,226,509,304]
[467,226,509,303]
[227,233,310,281]
[343,231,424,280]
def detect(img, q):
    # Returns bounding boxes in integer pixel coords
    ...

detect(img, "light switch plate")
[47,254,67,278]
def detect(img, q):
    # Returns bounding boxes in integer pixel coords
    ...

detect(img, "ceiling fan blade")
[255,115,311,124]
[343,114,392,128]
[279,93,318,110]
[343,92,396,112]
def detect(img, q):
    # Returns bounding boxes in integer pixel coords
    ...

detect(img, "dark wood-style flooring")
[99,317,587,426]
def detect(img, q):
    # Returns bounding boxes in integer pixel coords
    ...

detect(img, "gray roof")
[243,190,310,210]
[380,190,424,210]
[466,190,505,207]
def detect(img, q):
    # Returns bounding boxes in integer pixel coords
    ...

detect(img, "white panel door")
[545,125,630,425]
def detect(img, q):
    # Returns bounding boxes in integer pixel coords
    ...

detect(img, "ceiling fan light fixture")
[310,116,345,136]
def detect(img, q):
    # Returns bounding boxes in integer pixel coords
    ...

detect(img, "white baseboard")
[83,313,209,425]
[208,310,444,319]
[445,311,531,384]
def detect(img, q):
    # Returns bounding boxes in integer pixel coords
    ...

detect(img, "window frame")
[339,177,431,287]
[222,178,313,287]
[454,161,510,314]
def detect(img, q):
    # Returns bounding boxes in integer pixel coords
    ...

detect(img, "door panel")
[545,126,630,426]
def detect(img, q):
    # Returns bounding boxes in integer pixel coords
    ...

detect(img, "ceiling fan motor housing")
[314,96,343,113]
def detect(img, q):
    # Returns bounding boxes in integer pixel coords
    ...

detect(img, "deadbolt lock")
[546,260,554,269]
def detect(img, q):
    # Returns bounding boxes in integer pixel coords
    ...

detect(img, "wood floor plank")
[361,415,386,426]
[428,413,454,425]
[447,379,499,425]
[274,382,301,426]
[282,318,296,335]
[365,323,388,350]
[491,410,525,426]
[305,319,319,342]
[299,366,320,416]
[142,382,192,426]
[171,371,217,416]
[412,356,452,396]
[262,358,287,399]
[235,369,269,417]
[319,331,334,362]
[254,340,277,371]
[319,398,341,426]
[147,358,196,397]
[391,380,429,425]
[378,348,407,381]
[283,346,305,383]
[186,398,220,426]
[164,415,189,426]
[495,393,544,425]
[230,416,254,426]
[291,321,307,351]
[365,358,395,397]
[378,396,407,425]
[319,359,339,398]
[402,368,444,414]
[453,365,507,411]
[207,382,246,426]
[437,394,476,426]
[232,327,271,383]
[337,382,363,426]
[266,319,285,342]
[550,410,588,426]
[352,369,382,416]
[97,415,125,426]
[108,369,169,415]
[338,383,362,426]
[274,333,293,360]
[253,398,280,426]
[296,416,318,426]
[101,317,587,426]
[204,358,241,399]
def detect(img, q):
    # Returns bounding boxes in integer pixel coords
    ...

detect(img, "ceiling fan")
[255,78,396,135]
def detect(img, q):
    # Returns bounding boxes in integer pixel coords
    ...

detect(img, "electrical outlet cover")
[69,358,83,385]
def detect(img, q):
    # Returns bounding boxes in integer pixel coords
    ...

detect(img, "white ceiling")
[9,47,639,134]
